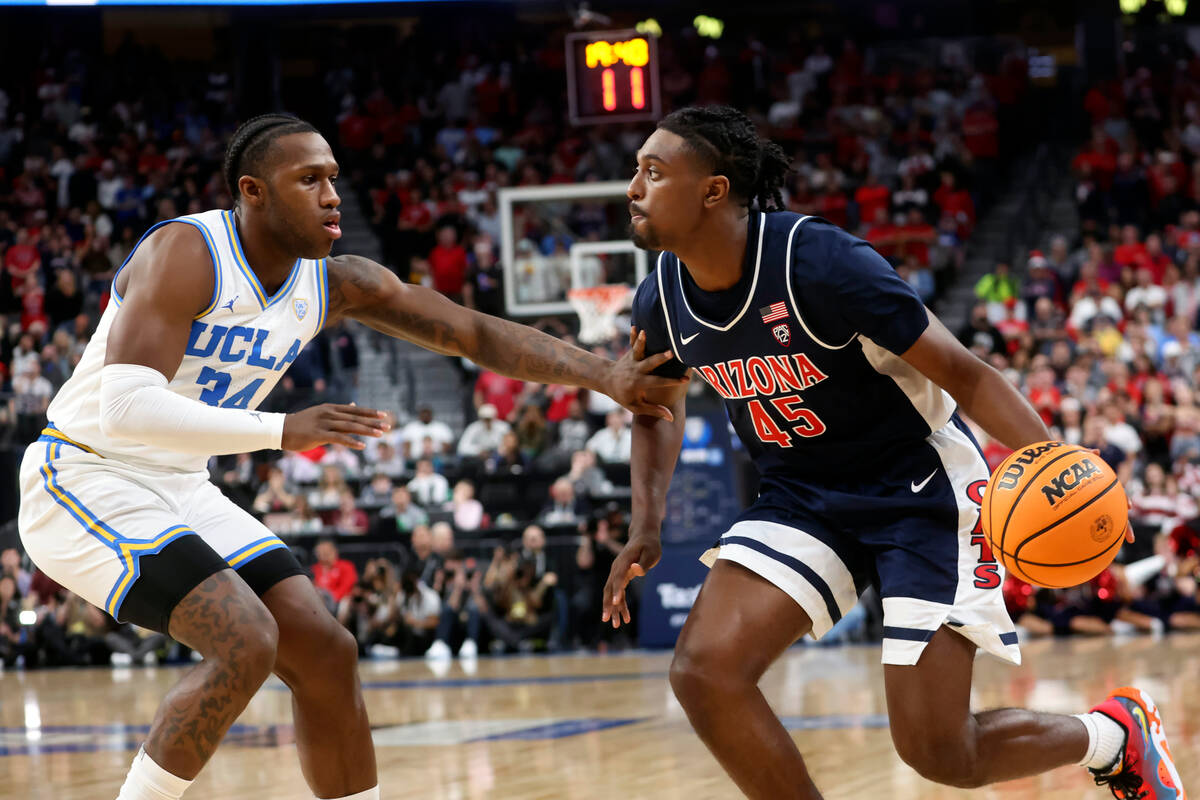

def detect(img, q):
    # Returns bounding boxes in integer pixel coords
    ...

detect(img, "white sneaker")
[110,652,133,666]
[368,643,400,659]
[458,639,478,659]
[425,640,452,660]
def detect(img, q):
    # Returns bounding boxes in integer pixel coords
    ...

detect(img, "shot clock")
[565,29,662,125]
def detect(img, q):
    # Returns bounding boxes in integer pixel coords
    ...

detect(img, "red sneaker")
[1089,687,1186,799]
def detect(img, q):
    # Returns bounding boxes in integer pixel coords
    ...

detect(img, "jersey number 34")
[196,366,265,409]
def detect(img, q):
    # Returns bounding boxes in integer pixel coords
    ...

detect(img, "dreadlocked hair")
[657,105,791,212]
[223,113,319,204]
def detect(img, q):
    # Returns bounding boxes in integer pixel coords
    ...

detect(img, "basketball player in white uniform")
[17,114,685,800]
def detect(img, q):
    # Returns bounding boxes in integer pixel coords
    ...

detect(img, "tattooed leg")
[143,569,279,779]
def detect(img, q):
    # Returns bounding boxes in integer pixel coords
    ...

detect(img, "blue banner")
[661,411,741,545]
[637,543,711,648]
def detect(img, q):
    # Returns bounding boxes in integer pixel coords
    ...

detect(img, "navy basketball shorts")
[17,429,305,633]
[702,417,1020,666]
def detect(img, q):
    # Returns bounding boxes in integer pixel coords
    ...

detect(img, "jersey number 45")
[746,395,827,447]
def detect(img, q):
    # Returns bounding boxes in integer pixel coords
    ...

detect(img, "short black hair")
[223,113,319,204]
[657,105,791,212]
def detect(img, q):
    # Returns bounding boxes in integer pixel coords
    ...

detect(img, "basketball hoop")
[568,284,633,345]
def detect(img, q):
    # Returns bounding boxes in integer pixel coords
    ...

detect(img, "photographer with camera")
[336,558,400,657]
[423,551,484,661]
[395,568,441,656]
[478,545,557,654]
[574,507,631,651]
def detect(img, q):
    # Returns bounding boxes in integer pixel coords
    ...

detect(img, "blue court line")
[268,670,672,691]
[0,723,287,757]
[469,717,644,742]
[0,714,892,758]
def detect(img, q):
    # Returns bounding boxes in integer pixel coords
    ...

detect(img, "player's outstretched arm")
[602,329,689,628]
[901,309,1050,450]
[326,254,689,420]
[102,224,388,454]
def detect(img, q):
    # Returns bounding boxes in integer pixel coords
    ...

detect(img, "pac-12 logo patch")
[293,298,309,321]
[772,324,790,347]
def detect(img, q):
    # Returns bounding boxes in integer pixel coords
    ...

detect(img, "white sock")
[317,788,380,800]
[1074,712,1127,771]
[116,747,193,800]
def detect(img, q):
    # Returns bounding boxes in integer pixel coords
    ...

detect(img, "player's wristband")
[100,363,285,455]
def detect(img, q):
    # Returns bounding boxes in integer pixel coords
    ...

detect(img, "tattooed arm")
[325,254,688,419]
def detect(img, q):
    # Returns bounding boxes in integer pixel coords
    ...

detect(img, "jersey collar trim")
[676,211,765,332]
[315,258,329,332]
[222,210,303,310]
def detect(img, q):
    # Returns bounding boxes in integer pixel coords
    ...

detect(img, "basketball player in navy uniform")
[603,106,1184,799]
[17,114,685,800]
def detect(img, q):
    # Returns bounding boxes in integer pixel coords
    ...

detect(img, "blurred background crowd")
[4,1,1200,668]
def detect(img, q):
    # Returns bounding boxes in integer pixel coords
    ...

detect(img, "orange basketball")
[981,441,1128,589]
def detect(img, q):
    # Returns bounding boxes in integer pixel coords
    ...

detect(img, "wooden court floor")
[1,635,1197,799]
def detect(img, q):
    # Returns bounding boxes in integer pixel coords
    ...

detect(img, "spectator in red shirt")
[475,370,525,421]
[895,208,936,266]
[933,171,975,237]
[864,207,898,261]
[5,229,40,287]
[1025,365,1062,427]
[338,104,376,153]
[1071,127,1119,190]
[1113,224,1148,270]
[961,102,999,160]
[817,189,848,229]
[1143,233,1171,283]
[853,174,890,228]
[312,539,358,604]
[428,225,468,300]
[17,272,47,331]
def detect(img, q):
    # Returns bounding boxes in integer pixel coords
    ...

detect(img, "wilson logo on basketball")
[995,441,1066,490]
[1040,458,1102,506]
[1091,514,1114,543]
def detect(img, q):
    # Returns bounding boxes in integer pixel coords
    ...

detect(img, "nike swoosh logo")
[911,469,938,493]
[681,332,700,345]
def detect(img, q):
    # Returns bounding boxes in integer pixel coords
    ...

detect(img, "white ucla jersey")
[46,209,329,474]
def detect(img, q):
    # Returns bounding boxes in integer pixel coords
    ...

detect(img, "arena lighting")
[18,610,37,626]
[635,18,662,37]
[1119,0,1187,13]
[693,14,724,39]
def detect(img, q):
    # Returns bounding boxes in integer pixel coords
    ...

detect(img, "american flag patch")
[759,302,788,323]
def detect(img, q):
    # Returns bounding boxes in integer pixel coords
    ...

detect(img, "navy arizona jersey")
[632,211,955,484]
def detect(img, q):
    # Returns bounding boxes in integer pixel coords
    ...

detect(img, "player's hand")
[281,403,390,451]
[605,329,689,421]
[602,532,662,628]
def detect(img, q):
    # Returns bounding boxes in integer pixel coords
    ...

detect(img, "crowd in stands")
[0,14,1123,667]
[355,32,1027,309]
[962,37,1200,640]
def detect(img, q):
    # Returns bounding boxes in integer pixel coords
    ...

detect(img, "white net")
[568,284,633,345]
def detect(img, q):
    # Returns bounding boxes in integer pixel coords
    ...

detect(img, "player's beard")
[270,197,332,259]
[629,220,661,251]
